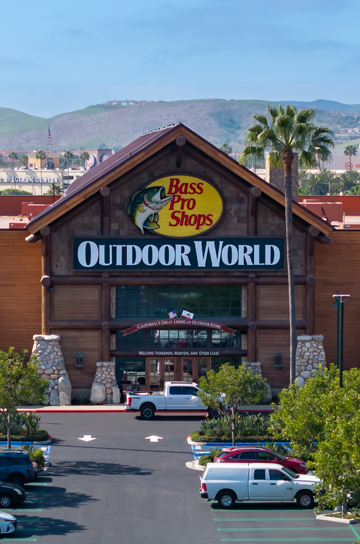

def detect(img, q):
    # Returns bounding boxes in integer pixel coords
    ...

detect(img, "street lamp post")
[332,294,350,387]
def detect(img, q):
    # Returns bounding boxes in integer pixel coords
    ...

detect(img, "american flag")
[168,310,177,319]
[48,127,53,148]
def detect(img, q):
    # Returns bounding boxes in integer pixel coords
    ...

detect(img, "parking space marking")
[218,527,351,531]
[1,510,41,513]
[350,524,360,539]
[0,539,36,542]
[220,538,356,542]
[26,484,47,487]
[215,518,315,521]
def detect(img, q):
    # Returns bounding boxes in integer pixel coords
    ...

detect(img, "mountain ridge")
[0,98,359,152]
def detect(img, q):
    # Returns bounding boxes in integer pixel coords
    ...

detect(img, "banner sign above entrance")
[127,175,223,237]
[73,237,285,271]
[122,318,236,336]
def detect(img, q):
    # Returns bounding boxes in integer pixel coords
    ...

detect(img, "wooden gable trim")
[26,124,333,236]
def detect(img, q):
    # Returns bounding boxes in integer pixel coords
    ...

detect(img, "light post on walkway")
[332,294,350,387]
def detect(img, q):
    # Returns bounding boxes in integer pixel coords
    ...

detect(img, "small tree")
[218,143,232,155]
[344,144,358,171]
[64,150,74,185]
[35,150,47,195]
[80,151,89,166]
[0,348,48,449]
[198,363,267,446]
[18,154,28,167]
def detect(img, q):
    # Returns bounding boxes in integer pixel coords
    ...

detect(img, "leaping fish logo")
[127,186,173,234]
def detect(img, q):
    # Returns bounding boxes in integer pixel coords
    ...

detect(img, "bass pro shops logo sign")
[127,175,223,237]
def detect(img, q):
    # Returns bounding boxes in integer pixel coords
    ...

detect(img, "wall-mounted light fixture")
[274,351,282,370]
[75,352,84,370]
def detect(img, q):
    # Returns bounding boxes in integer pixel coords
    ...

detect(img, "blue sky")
[1,0,359,117]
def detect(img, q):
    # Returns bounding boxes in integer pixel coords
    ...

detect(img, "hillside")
[1,99,360,152]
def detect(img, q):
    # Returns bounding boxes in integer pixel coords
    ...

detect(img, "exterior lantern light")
[274,351,282,370]
[75,352,84,370]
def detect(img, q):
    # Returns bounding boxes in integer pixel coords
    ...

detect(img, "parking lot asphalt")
[4,412,360,544]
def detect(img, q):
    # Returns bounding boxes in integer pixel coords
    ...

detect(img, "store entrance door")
[146,357,211,390]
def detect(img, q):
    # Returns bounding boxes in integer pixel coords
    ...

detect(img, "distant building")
[28,153,61,170]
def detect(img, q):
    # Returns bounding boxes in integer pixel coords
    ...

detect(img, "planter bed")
[316,513,358,524]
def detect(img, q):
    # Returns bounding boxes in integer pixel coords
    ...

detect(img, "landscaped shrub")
[192,414,272,442]
[198,448,222,466]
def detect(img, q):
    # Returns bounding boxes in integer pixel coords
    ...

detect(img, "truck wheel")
[140,404,155,420]
[217,490,236,509]
[296,491,314,508]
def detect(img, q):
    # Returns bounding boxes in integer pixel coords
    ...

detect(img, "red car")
[214,447,309,474]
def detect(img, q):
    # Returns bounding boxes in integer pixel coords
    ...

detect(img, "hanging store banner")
[122,318,237,337]
[73,237,285,271]
[127,175,223,237]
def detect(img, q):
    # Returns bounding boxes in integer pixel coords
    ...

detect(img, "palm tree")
[35,150,47,195]
[219,143,233,155]
[8,152,18,187]
[18,154,28,167]
[63,150,74,184]
[344,144,358,171]
[302,173,329,195]
[80,151,90,167]
[337,171,360,195]
[241,105,334,384]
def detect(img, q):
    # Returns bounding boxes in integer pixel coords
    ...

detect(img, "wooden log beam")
[247,282,256,361]
[176,135,186,168]
[42,237,51,335]
[100,186,111,236]
[101,279,111,360]
[305,233,316,335]
[25,233,42,243]
[316,233,332,244]
[254,320,307,329]
[48,320,102,329]
[50,274,308,286]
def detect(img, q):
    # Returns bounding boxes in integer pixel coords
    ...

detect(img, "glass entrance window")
[115,357,146,387]
[116,285,243,319]
[182,359,193,381]
[149,359,160,389]
[198,359,209,379]
[163,358,175,381]
[150,329,207,350]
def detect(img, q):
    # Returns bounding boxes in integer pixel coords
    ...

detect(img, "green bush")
[198,448,222,466]
[193,414,272,442]
[22,445,45,470]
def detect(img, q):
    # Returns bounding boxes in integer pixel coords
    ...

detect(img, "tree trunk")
[6,411,11,450]
[231,407,236,447]
[282,152,297,384]
[342,500,348,518]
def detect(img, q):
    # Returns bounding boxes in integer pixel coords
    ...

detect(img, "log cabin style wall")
[18,125,333,394]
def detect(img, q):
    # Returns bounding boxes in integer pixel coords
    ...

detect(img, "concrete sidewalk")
[16,404,273,413]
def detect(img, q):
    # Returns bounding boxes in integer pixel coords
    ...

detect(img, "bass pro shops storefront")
[25,124,332,402]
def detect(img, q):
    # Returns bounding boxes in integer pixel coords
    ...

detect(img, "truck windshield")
[282,467,299,479]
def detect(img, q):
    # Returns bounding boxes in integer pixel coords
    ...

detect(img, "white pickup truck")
[200,462,319,509]
[126,381,207,419]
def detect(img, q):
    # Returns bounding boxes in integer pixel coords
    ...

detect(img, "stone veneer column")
[295,334,326,385]
[32,334,71,406]
[90,362,120,404]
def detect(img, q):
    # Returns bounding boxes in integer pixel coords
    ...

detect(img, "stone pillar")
[90,362,118,404]
[32,334,71,406]
[265,153,299,201]
[243,361,262,376]
[295,334,326,385]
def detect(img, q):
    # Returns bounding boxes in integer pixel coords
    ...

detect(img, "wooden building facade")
[21,124,335,394]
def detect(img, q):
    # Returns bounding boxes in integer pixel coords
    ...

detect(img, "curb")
[316,514,358,524]
[185,460,205,472]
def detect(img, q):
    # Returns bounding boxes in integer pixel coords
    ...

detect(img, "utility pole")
[332,294,350,387]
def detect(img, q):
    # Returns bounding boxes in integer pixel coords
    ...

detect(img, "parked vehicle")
[214,447,309,474]
[0,482,26,508]
[200,462,319,509]
[0,452,36,486]
[126,381,206,419]
[0,511,17,534]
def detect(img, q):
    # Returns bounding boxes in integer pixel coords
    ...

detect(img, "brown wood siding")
[0,231,41,353]
[51,285,101,320]
[315,231,360,371]
[257,328,306,387]
[257,285,305,320]
[51,329,101,388]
